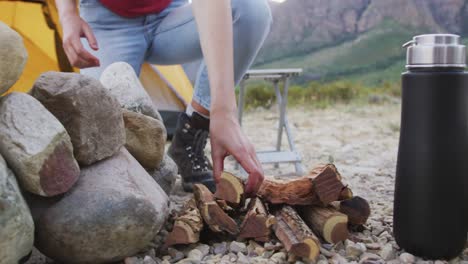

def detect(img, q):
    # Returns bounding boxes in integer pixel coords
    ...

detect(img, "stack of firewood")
[164,164,371,261]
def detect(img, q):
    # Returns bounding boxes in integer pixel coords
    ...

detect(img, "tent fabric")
[0,0,193,117]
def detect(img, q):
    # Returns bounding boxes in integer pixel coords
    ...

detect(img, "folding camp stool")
[237,68,305,175]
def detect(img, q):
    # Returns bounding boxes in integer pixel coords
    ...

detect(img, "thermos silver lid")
[403,34,466,69]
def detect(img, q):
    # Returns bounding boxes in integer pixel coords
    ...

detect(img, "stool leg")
[274,80,283,168]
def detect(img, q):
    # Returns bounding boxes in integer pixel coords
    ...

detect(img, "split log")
[238,198,276,242]
[165,198,203,246]
[258,164,345,205]
[338,186,353,200]
[331,196,370,225]
[193,184,239,235]
[273,206,320,260]
[299,206,349,244]
[214,171,244,206]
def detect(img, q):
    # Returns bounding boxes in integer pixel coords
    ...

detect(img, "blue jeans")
[79,0,272,110]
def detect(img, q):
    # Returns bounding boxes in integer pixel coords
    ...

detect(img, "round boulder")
[32,148,170,263]
[100,62,162,121]
[30,72,126,165]
[0,154,35,263]
[123,109,166,169]
[0,21,28,94]
[0,92,80,196]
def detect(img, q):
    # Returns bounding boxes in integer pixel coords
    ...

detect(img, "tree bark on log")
[258,164,345,205]
[273,206,321,260]
[299,206,349,244]
[193,184,239,235]
[331,196,371,225]
[165,198,203,246]
[214,171,245,206]
[238,198,276,242]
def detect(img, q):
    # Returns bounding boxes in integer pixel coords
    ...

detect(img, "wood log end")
[339,196,371,225]
[165,222,200,246]
[214,171,244,206]
[312,165,345,204]
[290,238,320,260]
[323,214,349,244]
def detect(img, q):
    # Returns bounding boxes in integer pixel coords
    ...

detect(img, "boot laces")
[185,128,210,172]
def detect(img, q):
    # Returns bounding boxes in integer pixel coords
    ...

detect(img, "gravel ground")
[26,102,468,264]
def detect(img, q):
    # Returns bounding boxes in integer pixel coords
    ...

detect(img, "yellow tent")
[0,0,193,134]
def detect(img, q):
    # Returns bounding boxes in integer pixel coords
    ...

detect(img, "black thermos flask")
[394,34,468,259]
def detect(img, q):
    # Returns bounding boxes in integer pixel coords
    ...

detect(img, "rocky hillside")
[256,0,468,83]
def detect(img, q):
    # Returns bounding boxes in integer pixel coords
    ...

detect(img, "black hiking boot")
[168,112,215,193]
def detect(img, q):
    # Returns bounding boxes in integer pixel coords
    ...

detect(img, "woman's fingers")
[231,145,264,196]
[211,148,225,184]
[70,39,100,68]
[81,22,99,51]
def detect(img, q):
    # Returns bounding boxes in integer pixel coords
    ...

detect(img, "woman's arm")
[55,0,100,68]
[192,0,264,195]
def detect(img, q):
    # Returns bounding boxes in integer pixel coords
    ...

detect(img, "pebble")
[161,260,170,264]
[365,243,381,250]
[143,256,157,264]
[212,242,228,255]
[237,252,250,264]
[250,256,269,264]
[359,252,384,264]
[270,252,287,263]
[174,259,200,264]
[247,240,264,256]
[330,253,348,264]
[399,252,415,263]
[195,244,210,257]
[346,240,366,260]
[187,249,203,261]
[379,244,396,261]
[262,250,274,258]
[229,241,247,254]
[168,248,184,262]
[415,261,434,264]
[317,260,328,264]
[124,257,142,264]
[320,246,334,257]
[264,241,283,251]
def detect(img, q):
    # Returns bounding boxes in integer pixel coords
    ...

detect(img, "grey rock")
[168,248,184,262]
[359,252,385,264]
[100,62,162,121]
[317,260,329,264]
[399,252,416,263]
[0,154,34,263]
[31,71,125,165]
[143,256,157,264]
[346,240,366,260]
[237,252,250,264]
[229,241,247,254]
[270,252,287,263]
[148,155,178,195]
[365,243,381,250]
[195,244,210,258]
[262,250,274,258]
[31,148,169,263]
[123,109,166,169]
[0,22,27,94]
[187,249,203,261]
[174,259,200,264]
[379,243,396,261]
[212,242,228,255]
[330,253,348,264]
[247,240,264,257]
[0,92,79,196]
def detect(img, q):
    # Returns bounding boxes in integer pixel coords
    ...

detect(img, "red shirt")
[99,0,173,18]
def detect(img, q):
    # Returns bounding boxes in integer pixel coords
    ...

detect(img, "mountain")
[255,0,468,84]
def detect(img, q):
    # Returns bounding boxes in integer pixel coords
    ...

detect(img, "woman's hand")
[210,110,264,196]
[60,11,100,68]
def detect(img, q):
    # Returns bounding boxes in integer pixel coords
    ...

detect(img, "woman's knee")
[231,0,273,35]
